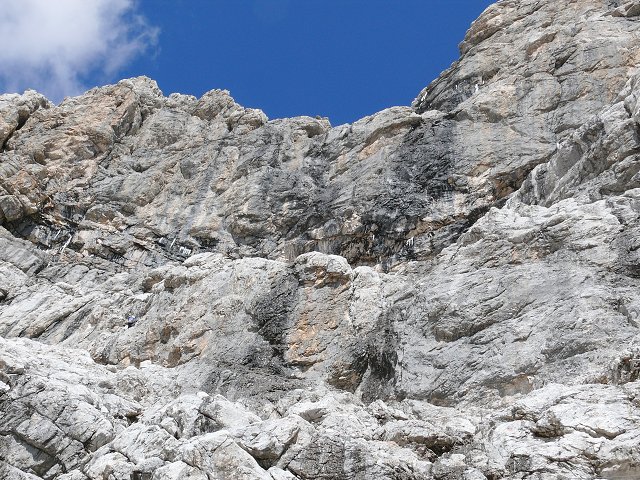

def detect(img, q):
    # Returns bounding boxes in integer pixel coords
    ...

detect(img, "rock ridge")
[2,0,640,478]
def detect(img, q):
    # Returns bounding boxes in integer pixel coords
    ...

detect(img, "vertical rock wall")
[2,0,640,478]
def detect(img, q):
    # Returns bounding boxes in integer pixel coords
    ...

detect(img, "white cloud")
[0,0,158,101]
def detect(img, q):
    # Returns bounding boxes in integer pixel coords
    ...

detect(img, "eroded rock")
[2,0,640,478]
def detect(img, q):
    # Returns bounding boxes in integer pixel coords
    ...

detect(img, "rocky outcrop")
[2,0,640,478]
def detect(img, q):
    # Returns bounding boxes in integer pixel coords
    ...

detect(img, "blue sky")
[1,0,494,126]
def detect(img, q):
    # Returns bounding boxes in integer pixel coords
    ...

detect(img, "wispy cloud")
[0,0,158,102]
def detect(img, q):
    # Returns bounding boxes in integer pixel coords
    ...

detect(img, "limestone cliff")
[2,0,640,479]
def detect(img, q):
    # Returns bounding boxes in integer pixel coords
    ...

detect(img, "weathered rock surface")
[2,0,640,478]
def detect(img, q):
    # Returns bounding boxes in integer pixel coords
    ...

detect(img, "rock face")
[2,0,640,478]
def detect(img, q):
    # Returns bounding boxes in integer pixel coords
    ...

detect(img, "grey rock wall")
[2,0,640,478]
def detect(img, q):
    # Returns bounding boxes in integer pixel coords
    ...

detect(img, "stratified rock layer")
[2,0,640,478]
